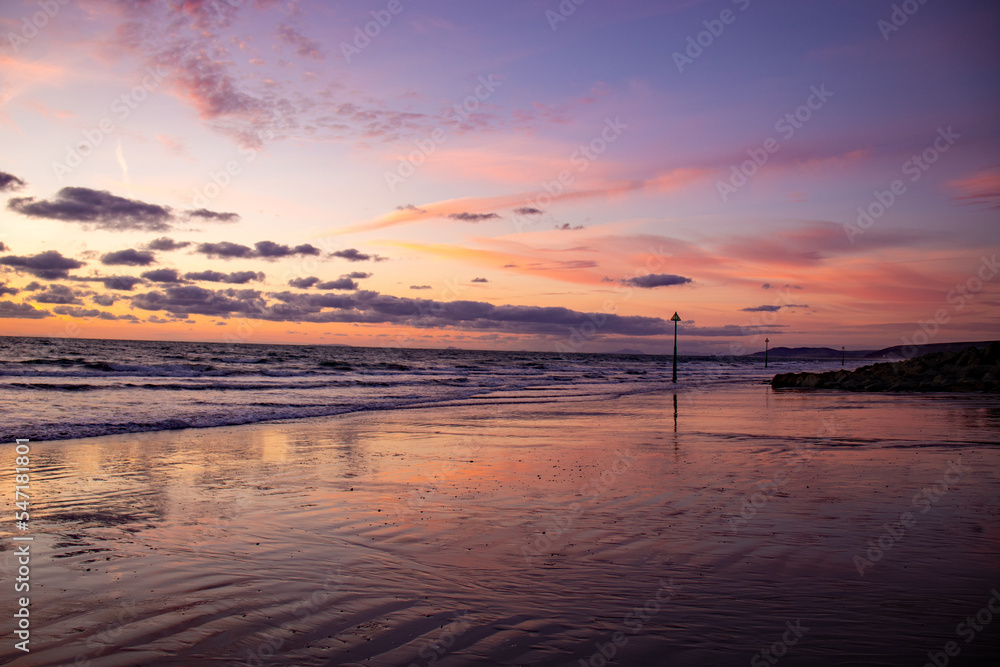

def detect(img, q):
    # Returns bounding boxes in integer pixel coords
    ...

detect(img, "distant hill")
[747,346,851,359]
[746,341,995,361]
[862,340,995,360]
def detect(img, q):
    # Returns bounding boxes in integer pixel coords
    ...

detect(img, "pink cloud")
[949,167,1000,209]
[156,134,190,158]
[714,221,931,269]
[275,23,324,60]
[24,100,74,120]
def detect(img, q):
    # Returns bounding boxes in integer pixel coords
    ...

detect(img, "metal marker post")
[670,312,681,382]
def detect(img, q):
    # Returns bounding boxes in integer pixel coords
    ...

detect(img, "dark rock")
[771,342,1000,392]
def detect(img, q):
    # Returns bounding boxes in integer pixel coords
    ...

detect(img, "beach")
[2,383,998,666]
[3,0,999,663]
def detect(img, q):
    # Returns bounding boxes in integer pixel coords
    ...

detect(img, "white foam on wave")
[2,337,842,442]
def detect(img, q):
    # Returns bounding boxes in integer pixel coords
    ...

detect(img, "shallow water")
[1,383,998,665]
[0,335,863,442]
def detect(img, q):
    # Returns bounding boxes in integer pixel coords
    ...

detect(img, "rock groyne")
[771,342,1000,392]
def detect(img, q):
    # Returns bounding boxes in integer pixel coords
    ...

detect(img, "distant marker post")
[670,312,681,382]
[765,337,770,369]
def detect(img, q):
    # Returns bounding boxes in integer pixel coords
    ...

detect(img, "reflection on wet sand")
[1,385,998,666]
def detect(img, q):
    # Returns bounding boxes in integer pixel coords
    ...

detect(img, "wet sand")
[2,385,999,666]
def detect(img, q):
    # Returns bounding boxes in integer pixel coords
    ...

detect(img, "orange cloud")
[385,230,729,289]
[337,167,713,235]
[386,239,608,287]
[0,54,68,85]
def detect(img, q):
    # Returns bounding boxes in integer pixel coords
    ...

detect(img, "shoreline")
[10,375,1000,449]
[2,378,719,445]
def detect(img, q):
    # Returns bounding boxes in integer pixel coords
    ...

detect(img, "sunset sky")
[1,0,997,354]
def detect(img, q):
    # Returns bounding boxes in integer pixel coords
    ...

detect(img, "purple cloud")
[101,248,157,266]
[8,187,173,232]
[0,171,26,192]
[0,250,85,279]
[623,274,692,289]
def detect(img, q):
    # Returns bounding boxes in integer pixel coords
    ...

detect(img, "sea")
[0,335,860,442]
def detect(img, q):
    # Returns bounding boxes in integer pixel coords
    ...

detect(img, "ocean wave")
[0,395,466,442]
[2,377,439,392]
[0,336,844,443]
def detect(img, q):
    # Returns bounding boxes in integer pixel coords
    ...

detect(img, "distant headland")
[746,340,996,361]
